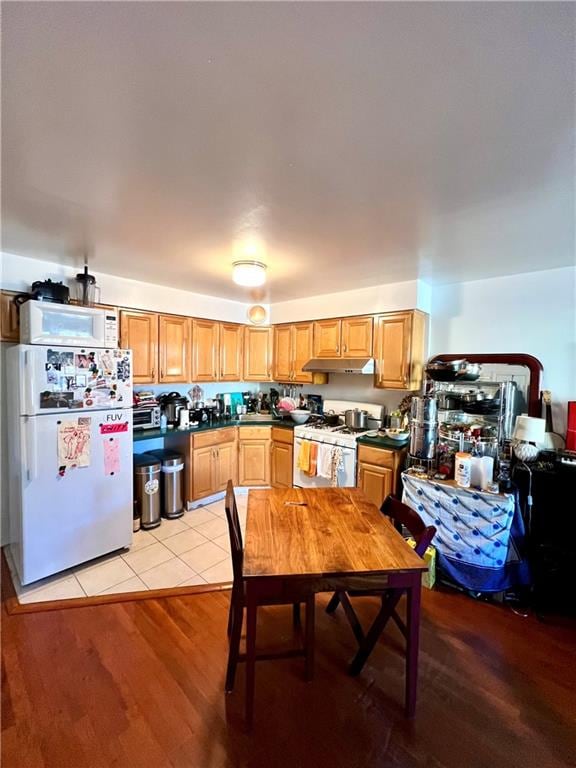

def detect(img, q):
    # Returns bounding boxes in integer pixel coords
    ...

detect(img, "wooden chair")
[326,495,436,676]
[224,481,315,694]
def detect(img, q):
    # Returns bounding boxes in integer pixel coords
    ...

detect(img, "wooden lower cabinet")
[238,427,271,486]
[215,441,237,492]
[192,445,215,501]
[356,444,406,508]
[190,428,238,501]
[357,463,394,508]
[271,428,293,488]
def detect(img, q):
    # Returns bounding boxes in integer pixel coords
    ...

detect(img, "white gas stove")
[293,400,383,488]
[293,422,372,449]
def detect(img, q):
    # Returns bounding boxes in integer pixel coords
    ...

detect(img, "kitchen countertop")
[356,433,409,451]
[133,418,294,442]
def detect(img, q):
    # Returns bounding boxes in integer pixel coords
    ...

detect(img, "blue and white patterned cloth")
[402,472,530,593]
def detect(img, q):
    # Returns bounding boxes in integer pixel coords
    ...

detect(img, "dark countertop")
[133,418,294,442]
[356,433,409,451]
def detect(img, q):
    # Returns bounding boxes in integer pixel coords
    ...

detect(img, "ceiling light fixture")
[232,260,267,287]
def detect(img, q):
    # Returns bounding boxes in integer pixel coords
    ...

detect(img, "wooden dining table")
[242,486,428,726]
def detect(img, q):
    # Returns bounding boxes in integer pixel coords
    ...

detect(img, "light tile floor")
[4,492,248,605]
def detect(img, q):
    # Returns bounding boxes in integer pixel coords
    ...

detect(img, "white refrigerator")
[7,344,134,585]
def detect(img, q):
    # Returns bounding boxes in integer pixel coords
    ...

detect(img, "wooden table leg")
[304,594,315,681]
[405,576,421,719]
[245,590,258,729]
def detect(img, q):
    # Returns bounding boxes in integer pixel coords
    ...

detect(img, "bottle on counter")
[455,452,472,488]
[160,413,168,430]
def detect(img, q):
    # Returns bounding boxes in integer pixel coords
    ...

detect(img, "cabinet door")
[219,323,243,381]
[271,441,293,488]
[342,316,373,358]
[292,322,314,383]
[273,325,292,382]
[0,292,20,342]
[193,446,215,500]
[159,315,190,383]
[357,463,393,508]
[215,441,238,491]
[238,440,271,486]
[192,320,219,382]
[243,327,272,381]
[120,310,158,383]
[374,312,412,389]
[313,319,342,358]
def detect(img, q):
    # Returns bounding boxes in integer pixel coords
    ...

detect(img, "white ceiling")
[2,2,574,302]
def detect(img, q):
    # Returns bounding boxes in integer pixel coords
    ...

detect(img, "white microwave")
[19,300,119,348]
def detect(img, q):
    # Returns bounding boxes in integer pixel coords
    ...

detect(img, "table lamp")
[513,415,545,462]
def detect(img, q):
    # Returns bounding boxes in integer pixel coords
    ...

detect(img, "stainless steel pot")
[344,409,368,430]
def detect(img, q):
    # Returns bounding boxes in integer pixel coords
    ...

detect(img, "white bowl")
[290,409,311,425]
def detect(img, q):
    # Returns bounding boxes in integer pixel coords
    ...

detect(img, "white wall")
[0,252,254,323]
[429,266,576,433]
[270,279,431,324]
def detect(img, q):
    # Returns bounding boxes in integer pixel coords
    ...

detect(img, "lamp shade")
[232,261,267,287]
[513,415,546,443]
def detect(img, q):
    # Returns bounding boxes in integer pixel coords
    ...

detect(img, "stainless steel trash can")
[148,449,185,519]
[134,453,162,529]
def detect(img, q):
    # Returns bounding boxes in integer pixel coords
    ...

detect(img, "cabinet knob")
[343,344,347,353]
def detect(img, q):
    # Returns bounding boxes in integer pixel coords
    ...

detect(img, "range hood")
[302,357,375,375]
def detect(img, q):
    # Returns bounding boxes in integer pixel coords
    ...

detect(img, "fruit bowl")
[384,428,409,441]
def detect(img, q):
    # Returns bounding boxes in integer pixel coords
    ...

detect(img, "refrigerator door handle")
[23,416,38,484]
[24,349,35,415]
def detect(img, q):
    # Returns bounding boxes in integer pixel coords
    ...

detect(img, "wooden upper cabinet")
[219,323,243,381]
[273,325,292,382]
[341,316,373,358]
[243,327,273,381]
[313,319,342,358]
[158,314,190,383]
[374,310,428,390]
[292,322,314,382]
[192,319,219,382]
[0,292,20,342]
[120,310,158,384]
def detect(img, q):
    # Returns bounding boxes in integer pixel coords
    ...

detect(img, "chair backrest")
[225,480,243,583]
[380,495,436,557]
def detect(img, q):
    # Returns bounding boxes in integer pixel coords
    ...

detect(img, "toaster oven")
[133,405,161,430]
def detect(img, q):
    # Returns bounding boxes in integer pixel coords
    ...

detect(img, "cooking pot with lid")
[14,279,70,306]
[344,409,368,430]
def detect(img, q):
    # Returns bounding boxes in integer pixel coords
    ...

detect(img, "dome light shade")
[247,305,267,325]
[232,260,267,287]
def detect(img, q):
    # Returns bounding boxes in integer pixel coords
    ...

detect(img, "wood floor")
[2,558,575,768]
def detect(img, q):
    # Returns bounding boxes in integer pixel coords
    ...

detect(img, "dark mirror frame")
[427,354,543,418]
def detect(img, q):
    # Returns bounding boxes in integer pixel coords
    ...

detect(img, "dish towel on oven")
[330,447,344,486]
[307,442,318,477]
[297,440,311,472]
[317,444,332,479]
